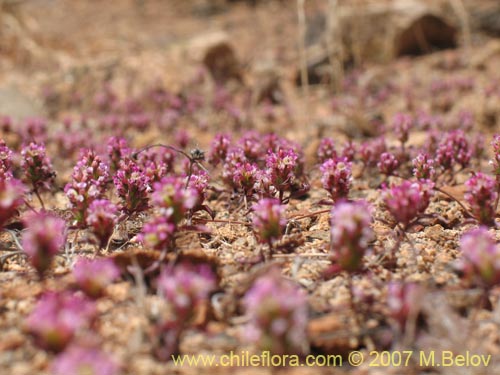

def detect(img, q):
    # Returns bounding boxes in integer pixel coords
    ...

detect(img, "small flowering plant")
[317,137,337,163]
[73,257,120,298]
[21,142,56,204]
[151,176,198,224]
[86,199,118,249]
[22,211,67,277]
[320,157,352,202]
[387,282,423,331]
[113,158,151,214]
[328,200,374,273]
[153,262,217,359]
[412,153,436,181]
[65,149,110,227]
[252,198,287,255]
[243,271,309,355]
[382,180,434,228]
[137,214,177,251]
[52,344,120,375]
[464,172,497,226]
[0,178,26,228]
[458,227,500,288]
[25,291,96,352]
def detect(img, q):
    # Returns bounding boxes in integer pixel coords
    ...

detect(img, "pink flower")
[73,258,120,298]
[22,212,67,276]
[26,291,96,352]
[377,152,400,176]
[21,142,55,191]
[330,200,373,272]
[320,158,352,201]
[243,271,309,355]
[252,198,287,245]
[0,178,26,228]
[52,345,119,375]
[412,153,436,181]
[387,282,423,329]
[137,214,177,251]
[464,172,497,226]
[151,176,198,224]
[113,158,151,214]
[317,138,337,163]
[383,180,434,226]
[86,199,118,248]
[459,227,500,287]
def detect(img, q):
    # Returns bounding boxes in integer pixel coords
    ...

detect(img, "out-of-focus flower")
[330,200,373,272]
[52,345,119,375]
[252,198,287,246]
[26,291,96,352]
[0,178,26,228]
[73,257,120,298]
[86,199,118,248]
[459,227,500,287]
[464,172,497,226]
[243,271,309,355]
[22,212,66,276]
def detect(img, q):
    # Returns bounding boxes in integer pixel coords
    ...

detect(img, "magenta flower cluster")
[65,149,110,226]
[22,211,67,277]
[320,157,352,201]
[26,291,96,352]
[383,180,434,226]
[73,257,120,298]
[252,198,287,247]
[464,172,497,226]
[459,227,500,287]
[243,271,309,355]
[329,200,374,273]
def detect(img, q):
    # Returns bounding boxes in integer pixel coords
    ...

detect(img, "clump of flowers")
[136,147,175,182]
[265,148,299,201]
[464,172,497,226]
[360,137,386,169]
[243,271,308,355]
[73,257,120,298]
[26,291,96,352]
[377,152,400,176]
[113,158,151,214]
[52,345,120,375]
[329,200,374,273]
[252,198,287,253]
[317,137,337,163]
[22,212,67,277]
[459,227,500,288]
[0,178,26,228]
[154,262,217,359]
[387,282,422,330]
[137,214,176,251]
[65,149,110,226]
[392,113,413,149]
[435,130,471,171]
[412,153,436,181]
[208,133,231,166]
[232,161,259,199]
[383,180,434,227]
[320,158,352,202]
[151,176,198,224]
[21,142,56,198]
[490,135,500,174]
[86,199,118,249]
[107,137,131,173]
[0,139,13,179]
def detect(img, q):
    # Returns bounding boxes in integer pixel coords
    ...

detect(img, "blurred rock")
[187,31,242,84]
